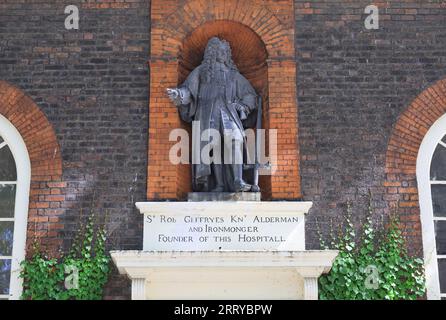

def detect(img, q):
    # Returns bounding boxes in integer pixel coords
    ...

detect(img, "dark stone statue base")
[188,192,261,202]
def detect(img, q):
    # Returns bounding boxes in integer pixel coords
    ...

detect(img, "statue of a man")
[167,37,258,193]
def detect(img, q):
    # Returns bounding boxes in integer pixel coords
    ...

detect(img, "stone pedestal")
[111,201,338,300]
[111,251,338,300]
[188,192,261,202]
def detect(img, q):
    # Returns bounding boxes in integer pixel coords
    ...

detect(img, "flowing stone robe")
[177,64,258,191]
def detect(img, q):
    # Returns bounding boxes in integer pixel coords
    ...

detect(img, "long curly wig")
[200,37,238,83]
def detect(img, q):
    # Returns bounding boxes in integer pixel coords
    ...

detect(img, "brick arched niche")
[178,20,268,89]
[177,20,272,199]
[148,0,301,200]
[0,81,64,253]
[384,78,446,254]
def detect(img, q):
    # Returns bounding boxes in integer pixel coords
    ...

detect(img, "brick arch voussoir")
[155,0,293,59]
[0,81,64,254]
[384,78,446,254]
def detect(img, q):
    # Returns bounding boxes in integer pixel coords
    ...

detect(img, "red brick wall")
[148,0,301,200]
[0,0,151,299]
[0,81,64,254]
[385,79,446,254]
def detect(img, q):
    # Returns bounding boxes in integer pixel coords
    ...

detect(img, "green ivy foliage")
[20,215,110,300]
[318,201,425,300]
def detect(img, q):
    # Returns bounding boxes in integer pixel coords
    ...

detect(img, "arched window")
[417,113,446,300]
[0,114,30,300]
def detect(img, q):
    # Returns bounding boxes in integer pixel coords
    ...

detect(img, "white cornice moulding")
[135,201,313,216]
[111,250,338,277]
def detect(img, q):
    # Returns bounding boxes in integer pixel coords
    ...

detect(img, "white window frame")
[0,114,31,300]
[417,113,446,300]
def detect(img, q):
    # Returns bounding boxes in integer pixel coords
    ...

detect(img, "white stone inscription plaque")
[136,202,311,251]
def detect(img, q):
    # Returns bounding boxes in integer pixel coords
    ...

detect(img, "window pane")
[0,146,16,181]
[431,144,446,181]
[436,221,446,255]
[0,259,11,295]
[432,185,446,217]
[0,222,14,256]
[0,185,15,218]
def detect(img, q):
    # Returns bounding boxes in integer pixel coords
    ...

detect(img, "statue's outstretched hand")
[167,87,192,106]
[166,88,180,104]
